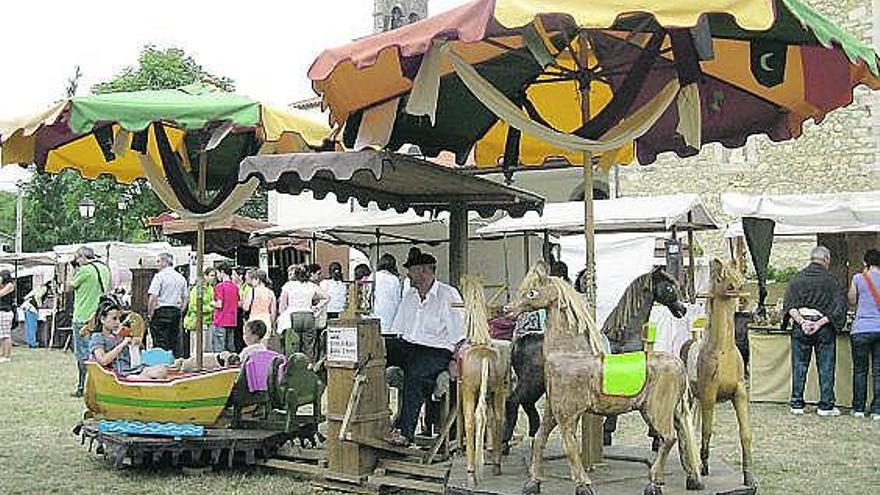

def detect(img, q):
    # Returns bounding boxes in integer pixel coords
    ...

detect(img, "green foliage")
[91,45,234,94]
[0,191,15,245]
[767,265,800,283]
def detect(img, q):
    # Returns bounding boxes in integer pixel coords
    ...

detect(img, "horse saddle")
[601,351,648,397]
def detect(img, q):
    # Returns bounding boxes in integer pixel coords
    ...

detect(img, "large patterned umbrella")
[0,83,331,366]
[309,0,878,169]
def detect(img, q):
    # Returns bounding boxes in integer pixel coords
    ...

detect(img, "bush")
[767,266,800,283]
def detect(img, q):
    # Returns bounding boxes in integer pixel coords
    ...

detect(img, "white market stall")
[722,192,879,408]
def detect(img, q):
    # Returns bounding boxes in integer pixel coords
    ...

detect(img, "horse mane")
[602,269,655,341]
[462,275,492,346]
[518,266,604,355]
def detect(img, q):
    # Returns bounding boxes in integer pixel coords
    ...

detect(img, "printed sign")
[327,326,358,362]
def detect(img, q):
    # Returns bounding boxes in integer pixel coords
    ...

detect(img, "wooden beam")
[449,201,468,289]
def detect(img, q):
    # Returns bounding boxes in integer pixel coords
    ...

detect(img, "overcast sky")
[0,1,470,188]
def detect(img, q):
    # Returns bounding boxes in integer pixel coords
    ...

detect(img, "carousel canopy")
[162,214,274,254]
[238,149,544,218]
[476,193,717,236]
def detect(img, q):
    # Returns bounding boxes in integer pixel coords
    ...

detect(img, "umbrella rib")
[482,38,573,75]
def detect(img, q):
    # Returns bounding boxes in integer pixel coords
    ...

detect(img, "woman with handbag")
[0,270,15,363]
[849,248,880,420]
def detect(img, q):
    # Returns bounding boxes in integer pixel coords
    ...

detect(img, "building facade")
[373,0,428,33]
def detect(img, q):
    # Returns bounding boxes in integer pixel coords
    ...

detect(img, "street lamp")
[78,196,96,220]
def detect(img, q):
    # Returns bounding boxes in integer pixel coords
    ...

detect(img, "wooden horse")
[681,258,754,487]
[459,276,512,485]
[506,264,702,495]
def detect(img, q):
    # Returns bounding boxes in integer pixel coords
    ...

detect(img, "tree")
[92,45,234,94]
[21,46,246,250]
[0,191,15,249]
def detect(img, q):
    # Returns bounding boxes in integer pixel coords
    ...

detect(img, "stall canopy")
[722,191,880,309]
[476,194,717,236]
[723,191,880,230]
[52,241,190,267]
[162,214,274,254]
[238,149,544,219]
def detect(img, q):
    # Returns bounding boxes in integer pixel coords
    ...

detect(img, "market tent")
[477,194,717,236]
[722,191,880,230]
[52,241,190,267]
[724,221,880,238]
[162,214,274,254]
[0,251,57,268]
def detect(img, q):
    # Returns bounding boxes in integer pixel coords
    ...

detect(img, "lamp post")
[78,196,95,241]
[117,194,129,241]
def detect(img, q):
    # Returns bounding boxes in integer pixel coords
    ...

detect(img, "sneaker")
[852,411,866,418]
[0,357,9,363]
[817,407,841,417]
[872,414,880,421]
[384,430,411,447]
[790,407,805,415]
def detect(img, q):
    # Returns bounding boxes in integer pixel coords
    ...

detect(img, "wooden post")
[449,201,468,289]
[194,150,208,369]
[687,212,696,304]
[523,233,531,271]
[542,229,552,262]
[578,31,603,468]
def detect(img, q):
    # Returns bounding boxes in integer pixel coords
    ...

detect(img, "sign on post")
[327,326,358,362]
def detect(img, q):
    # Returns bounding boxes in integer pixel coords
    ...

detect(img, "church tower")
[374,0,428,33]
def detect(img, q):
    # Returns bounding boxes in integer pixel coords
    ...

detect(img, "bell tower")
[373,0,428,33]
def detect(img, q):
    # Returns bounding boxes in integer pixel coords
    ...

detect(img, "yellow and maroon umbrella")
[308,0,878,169]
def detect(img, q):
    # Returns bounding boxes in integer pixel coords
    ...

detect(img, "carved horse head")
[708,258,746,300]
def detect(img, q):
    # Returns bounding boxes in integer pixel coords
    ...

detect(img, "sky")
[0,0,469,188]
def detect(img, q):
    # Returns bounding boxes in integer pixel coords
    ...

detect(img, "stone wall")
[617,0,879,270]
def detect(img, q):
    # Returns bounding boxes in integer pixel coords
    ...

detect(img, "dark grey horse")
[502,267,687,451]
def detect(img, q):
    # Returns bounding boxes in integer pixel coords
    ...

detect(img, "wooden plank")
[345,432,424,459]
[262,458,327,477]
[377,459,449,480]
[369,474,445,494]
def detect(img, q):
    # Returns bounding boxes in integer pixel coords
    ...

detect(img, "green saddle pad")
[602,352,647,397]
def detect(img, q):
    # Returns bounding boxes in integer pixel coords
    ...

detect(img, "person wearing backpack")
[67,246,111,398]
[849,248,880,420]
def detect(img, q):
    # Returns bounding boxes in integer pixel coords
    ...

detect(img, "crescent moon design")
[760,53,775,72]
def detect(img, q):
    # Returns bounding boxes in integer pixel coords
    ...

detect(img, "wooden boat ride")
[84,362,239,426]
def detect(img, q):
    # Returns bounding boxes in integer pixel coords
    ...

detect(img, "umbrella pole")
[687,213,696,304]
[578,32,603,468]
[194,150,208,370]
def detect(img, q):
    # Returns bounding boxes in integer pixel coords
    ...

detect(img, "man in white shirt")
[386,249,464,446]
[147,253,188,357]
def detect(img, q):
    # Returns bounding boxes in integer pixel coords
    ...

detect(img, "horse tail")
[462,276,491,346]
[675,374,702,479]
[474,356,490,482]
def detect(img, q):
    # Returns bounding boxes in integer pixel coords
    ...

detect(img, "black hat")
[403,247,437,268]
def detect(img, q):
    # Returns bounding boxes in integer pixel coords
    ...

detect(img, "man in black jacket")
[781,246,847,416]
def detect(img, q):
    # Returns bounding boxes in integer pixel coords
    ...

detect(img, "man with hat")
[67,246,111,397]
[386,248,464,446]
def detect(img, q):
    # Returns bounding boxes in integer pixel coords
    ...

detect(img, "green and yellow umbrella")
[0,83,332,366]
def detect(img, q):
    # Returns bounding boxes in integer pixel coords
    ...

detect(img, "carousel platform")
[447,441,756,495]
[75,420,288,469]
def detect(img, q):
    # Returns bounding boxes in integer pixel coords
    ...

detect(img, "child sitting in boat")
[239,320,268,364]
[89,301,170,380]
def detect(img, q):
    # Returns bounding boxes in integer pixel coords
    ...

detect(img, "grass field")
[0,349,878,494]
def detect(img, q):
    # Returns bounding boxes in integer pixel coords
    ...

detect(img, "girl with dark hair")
[849,248,880,419]
[0,270,15,363]
[321,262,348,319]
[377,254,399,277]
[354,263,372,281]
[279,264,329,362]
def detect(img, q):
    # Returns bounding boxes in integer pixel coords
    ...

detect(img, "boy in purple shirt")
[212,265,239,352]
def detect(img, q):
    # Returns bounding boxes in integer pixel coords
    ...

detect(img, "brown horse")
[682,258,754,488]
[505,265,702,495]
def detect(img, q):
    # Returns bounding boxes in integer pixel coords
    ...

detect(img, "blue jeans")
[210,325,228,353]
[791,325,837,410]
[24,310,38,348]
[397,341,452,440]
[72,322,90,394]
[851,331,880,414]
